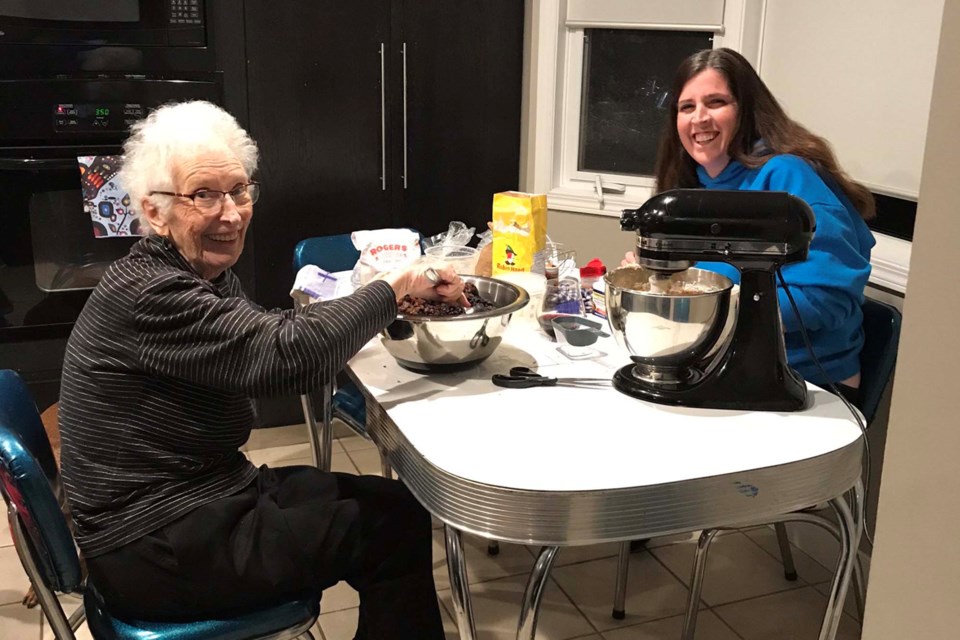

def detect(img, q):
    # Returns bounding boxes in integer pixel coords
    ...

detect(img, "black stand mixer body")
[615,189,816,412]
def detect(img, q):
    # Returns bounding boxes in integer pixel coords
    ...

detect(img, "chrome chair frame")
[293,235,394,476]
[1,369,319,640]
[610,299,902,631]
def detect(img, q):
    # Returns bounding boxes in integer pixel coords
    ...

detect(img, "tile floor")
[1,424,864,640]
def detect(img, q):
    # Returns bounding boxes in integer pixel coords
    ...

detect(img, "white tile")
[440,598,462,640]
[649,532,806,607]
[742,525,835,585]
[284,451,358,475]
[602,610,739,640]
[309,620,327,640]
[244,424,309,450]
[320,581,359,614]
[780,520,843,574]
[643,530,707,549]
[432,530,536,591]
[811,577,863,620]
[713,586,861,640]
[551,552,691,633]
[0,521,12,548]
[552,542,621,567]
[41,593,83,640]
[317,606,358,640]
[0,601,42,640]
[0,544,32,606]
[337,434,376,452]
[345,447,388,476]
[437,573,594,640]
[245,442,312,467]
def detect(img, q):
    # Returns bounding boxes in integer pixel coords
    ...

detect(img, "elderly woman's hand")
[378,263,468,305]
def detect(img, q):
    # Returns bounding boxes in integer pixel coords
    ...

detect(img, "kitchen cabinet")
[242,1,524,311]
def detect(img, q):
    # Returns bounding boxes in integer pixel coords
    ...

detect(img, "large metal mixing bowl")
[604,265,733,381]
[380,275,530,373]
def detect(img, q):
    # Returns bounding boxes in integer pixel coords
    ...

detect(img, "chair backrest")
[858,299,903,424]
[0,370,83,594]
[293,234,361,274]
[293,229,425,275]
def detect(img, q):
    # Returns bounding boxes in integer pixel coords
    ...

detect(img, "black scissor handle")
[509,366,539,377]
[491,373,558,389]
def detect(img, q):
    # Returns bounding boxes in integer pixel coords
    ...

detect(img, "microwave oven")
[0,1,205,47]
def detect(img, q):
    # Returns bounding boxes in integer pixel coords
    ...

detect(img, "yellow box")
[491,191,547,275]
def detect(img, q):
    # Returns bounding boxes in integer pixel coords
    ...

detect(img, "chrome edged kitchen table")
[339,327,864,640]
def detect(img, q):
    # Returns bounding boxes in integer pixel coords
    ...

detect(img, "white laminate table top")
[348,323,863,493]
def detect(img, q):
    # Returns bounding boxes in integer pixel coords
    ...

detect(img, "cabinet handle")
[402,42,408,190]
[380,43,387,191]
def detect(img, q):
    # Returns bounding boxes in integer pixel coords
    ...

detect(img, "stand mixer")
[606,189,816,411]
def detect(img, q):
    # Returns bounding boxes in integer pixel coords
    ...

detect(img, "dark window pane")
[579,30,713,177]
[869,193,916,241]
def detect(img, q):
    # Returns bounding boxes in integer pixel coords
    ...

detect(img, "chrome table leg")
[681,528,720,640]
[319,381,333,472]
[444,525,477,640]
[774,521,799,580]
[612,541,630,619]
[300,392,322,470]
[518,546,560,640]
[301,380,334,472]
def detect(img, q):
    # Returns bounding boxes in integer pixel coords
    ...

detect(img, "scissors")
[491,366,610,389]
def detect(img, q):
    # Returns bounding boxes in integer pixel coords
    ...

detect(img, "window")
[525,0,763,215]
[578,29,713,178]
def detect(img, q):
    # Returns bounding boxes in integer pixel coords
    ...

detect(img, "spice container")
[578,259,606,314]
[591,278,607,319]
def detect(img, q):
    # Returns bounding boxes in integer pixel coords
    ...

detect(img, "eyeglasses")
[149,182,261,213]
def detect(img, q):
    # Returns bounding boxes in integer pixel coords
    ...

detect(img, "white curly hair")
[118,100,259,233]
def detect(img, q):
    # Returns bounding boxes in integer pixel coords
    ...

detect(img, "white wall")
[861,1,960,636]
[758,0,944,200]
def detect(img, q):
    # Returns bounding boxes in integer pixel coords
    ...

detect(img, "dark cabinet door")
[396,0,524,239]
[244,1,393,310]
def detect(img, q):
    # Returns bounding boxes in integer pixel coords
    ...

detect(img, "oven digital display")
[53,103,145,133]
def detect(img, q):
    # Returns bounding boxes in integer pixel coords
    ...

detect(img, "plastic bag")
[350,228,422,286]
[290,265,342,305]
[422,221,476,251]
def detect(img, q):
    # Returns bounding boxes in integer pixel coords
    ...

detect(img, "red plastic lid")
[579,258,607,278]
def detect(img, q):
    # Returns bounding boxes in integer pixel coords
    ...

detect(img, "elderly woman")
[58,100,457,637]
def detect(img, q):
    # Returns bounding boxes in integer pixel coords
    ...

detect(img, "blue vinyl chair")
[611,298,904,631]
[292,234,392,476]
[0,370,320,640]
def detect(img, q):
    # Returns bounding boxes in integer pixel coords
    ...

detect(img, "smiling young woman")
[675,68,739,178]
[646,48,876,393]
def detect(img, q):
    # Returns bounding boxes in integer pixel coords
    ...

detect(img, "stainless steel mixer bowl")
[604,265,733,374]
[380,275,530,372]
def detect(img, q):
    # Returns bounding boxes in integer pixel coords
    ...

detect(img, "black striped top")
[59,235,396,557]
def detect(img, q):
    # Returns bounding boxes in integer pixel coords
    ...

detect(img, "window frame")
[525,0,764,216]
[522,0,909,293]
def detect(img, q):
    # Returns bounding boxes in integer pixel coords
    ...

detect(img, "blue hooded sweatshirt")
[694,155,875,385]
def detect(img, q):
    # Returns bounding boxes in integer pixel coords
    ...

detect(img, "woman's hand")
[621,251,638,267]
[377,263,467,304]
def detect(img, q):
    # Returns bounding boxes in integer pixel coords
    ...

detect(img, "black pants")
[86,466,445,639]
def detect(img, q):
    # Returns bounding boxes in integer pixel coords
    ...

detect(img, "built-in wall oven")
[0,1,222,407]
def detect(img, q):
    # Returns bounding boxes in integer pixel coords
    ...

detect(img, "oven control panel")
[170,0,203,25]
[53,103,145,133]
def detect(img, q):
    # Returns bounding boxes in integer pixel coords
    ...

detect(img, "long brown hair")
[654,48,875,219]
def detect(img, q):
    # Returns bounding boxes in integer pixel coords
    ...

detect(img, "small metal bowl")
[380,275,530,373]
